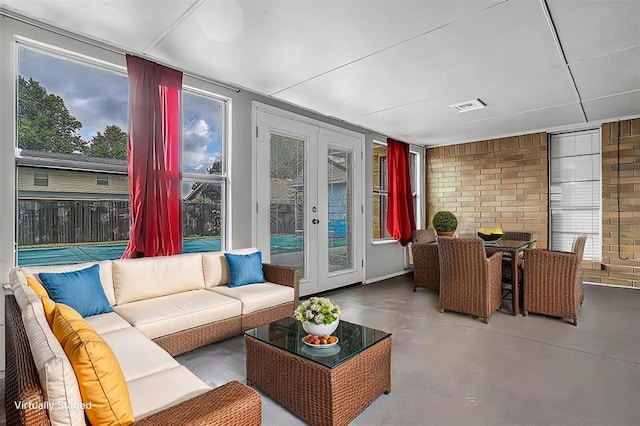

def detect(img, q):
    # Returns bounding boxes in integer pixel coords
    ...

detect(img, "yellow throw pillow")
[52,304,135,426]
[40,296,56,328]
[27,276,50,298]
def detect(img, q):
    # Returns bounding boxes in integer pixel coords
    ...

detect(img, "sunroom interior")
[1,0,639,424]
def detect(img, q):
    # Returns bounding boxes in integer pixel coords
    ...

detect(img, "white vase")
[302,318,339,336]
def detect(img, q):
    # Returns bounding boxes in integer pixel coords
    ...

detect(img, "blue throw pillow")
[224,251,266,288]
[38,264,113,318]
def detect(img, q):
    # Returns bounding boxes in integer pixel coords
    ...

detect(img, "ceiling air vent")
[448,98,486,113]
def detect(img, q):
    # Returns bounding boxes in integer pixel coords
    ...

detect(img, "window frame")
[15,41,131,261]
[410,147,423,230]
[372,140,392,243]
[180,86,230,251]
[371,140,423,244]
[548,129,602,262]
[14,39,232,263]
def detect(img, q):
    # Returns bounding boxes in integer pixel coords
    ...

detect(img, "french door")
[254,107,364,296]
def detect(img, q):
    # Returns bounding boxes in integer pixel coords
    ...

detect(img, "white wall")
[0,16,16,282]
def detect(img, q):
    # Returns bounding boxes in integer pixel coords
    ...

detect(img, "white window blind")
[549,129,601,261]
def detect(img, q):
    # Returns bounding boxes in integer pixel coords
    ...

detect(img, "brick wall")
[586,119,640,287]
[426,133,548,249]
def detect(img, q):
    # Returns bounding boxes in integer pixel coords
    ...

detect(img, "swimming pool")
[18,239,223,266]
[17,235,347,266]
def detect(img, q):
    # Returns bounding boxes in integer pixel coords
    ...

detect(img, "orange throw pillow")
[52,304,135,426]
[27,276,49,298]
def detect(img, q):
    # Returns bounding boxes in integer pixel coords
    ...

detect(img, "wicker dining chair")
[411,228,439,291]
[522,234,587,326]
[437,237,503,323]
[501,231,534,243]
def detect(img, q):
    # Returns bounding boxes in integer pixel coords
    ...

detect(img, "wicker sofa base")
[152,302,297,356]
[241,302,294,332]
[135,381,261,426]
[153,316,243,356]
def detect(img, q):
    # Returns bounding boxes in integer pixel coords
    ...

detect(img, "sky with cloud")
[18,45,223,174]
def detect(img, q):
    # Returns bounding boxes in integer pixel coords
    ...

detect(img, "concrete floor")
[177,275,640,425]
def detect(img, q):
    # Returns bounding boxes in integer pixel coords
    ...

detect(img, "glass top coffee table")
[245,317,392,426]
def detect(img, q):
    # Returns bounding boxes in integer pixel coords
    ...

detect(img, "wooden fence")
[18,200,221,246]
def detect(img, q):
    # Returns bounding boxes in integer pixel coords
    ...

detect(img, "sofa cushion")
[21,301,86,426]
[126,366,210,419]
[224,251,266,287]
[39,264,113,318]
[52,304,135,426]
[20,260,116,306]
[9,266,28,290]
[12,282,41,311]
[100,327,179,382]
[210,283,295,315]
[84,312,133,335]
[112,290,242,340]
[112,253,205,304]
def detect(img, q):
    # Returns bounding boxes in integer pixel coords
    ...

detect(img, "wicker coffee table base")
[245,336,391,426]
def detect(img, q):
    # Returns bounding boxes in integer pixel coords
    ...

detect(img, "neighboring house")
[17,149,128,201]
[16,149,130,246]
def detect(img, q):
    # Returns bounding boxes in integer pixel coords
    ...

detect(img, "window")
[549,129,601,261]
[33,169,48,186]
[16,42,230,265]
[181,89,227,252]
[372,141,391,240]
[16,44,129,264]
[410,150,422,229]
[372,141,422,241]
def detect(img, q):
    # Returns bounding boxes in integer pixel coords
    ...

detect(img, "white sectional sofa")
[6,248,298,425]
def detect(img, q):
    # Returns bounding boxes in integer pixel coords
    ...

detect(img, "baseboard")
[364,269,412,285]
[584,281,639,289]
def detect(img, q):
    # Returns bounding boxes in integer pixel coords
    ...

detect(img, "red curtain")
[386,138,416,246]
[122,55,183,259]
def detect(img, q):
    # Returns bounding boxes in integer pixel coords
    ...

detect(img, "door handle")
[312,218,320,225]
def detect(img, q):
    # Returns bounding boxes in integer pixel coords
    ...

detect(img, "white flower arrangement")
[293,297,340,325]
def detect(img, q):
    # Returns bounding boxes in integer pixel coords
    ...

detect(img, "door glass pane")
[270,134,305,278]
[328,147,353,272]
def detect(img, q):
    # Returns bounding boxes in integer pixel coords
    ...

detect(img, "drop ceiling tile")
[276,0,562,121]
[352,66,575,140]
[1,0,197,52]
[570,46,640,101]
[3,0,636,147]
[150,0,502,95]
[583,91,640,122]
[408,103,585,146]
[547,0,640,63]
